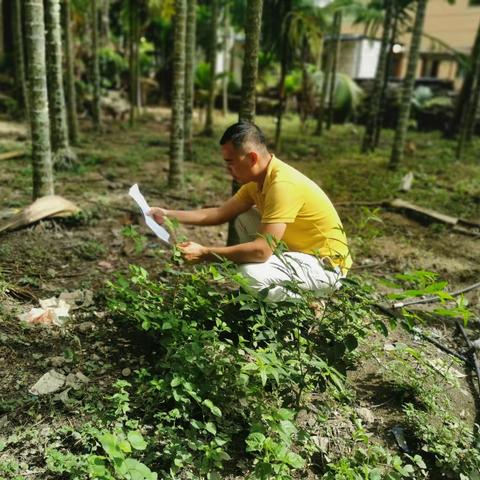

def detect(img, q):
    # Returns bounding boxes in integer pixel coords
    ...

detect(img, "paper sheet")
[128,184,171,245]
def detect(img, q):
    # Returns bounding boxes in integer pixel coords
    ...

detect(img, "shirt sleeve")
[233,183,256,207]
[262,181,304,223]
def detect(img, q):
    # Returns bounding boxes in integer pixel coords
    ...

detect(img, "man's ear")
[248,151,258,166]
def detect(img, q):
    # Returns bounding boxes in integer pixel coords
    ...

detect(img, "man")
[149,121,352,302]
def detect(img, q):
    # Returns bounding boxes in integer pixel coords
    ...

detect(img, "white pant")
[234,209,345,302]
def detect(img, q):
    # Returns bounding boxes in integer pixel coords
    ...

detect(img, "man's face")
[221,142,255,184]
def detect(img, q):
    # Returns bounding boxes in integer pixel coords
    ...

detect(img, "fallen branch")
[373,303,469,364]
[456,320,480,396]
[392,281,480,309]
[0,150,25,161]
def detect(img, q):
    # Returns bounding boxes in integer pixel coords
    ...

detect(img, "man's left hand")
[177,241,209,263]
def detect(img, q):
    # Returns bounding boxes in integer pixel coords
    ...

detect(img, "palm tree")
[12,0,29,119]
[204,0,218,136]
[362,0,394,153]
[273,0,293,149]
[25,0,54,198]
[62,0,79,145]
[389,0,428,170]
[184,0,197,160]
[222,2,231,117]
[128,0,140,125]
[239,0,264,122]
[327,10,342,130]
[91,0,102,127]
[227,0,263,245]
[169,0,187,188]
[45,0,76,168]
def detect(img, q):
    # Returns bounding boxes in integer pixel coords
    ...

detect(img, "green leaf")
[118,439,132,453]
[205,422,217,435]
[246,432,266,452]
[127,431,147,451]
[99,432,124,460]
[283,451,305,468]
[203,399,222,417]
[123,458,157,480]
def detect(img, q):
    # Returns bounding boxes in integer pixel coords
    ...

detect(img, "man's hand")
[148,207,168,224]
[177,241,209,263]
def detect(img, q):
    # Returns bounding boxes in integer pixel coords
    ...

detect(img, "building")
[335,0,480,89]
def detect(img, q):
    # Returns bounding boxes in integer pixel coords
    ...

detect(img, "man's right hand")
[148,207,168,224]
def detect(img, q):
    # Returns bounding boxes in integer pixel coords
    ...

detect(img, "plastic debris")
[18,298,70,326]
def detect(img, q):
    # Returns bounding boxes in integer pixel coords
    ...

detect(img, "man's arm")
[149,195,252,226]
[179,223,287,264]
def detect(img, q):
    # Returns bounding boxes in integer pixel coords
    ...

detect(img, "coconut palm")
[362,0,394,153]
[389,0,428,170]
[184,0,197,160]
[203,0,218,136]
[169,0,187,188]
[62,0,79,145]
[91,0,102,127]
[12,0,29,119]
[239,0,264,122]
[25,0,55,198]
[45,0,76,168]
[326,10,342,130]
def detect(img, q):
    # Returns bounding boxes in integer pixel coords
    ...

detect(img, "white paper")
[128,184,171,245]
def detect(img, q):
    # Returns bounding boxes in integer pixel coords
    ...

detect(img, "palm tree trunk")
[316,42,332,136]
[389,0,428,170]
[91,0,101,127]
[362,0,393,153]
[62,0,79,145]
[12,0,29,119]
[25,0,54,198]
[449,20,480,138]
[45,0,76,168]
[274,0,293,149]
[374,10,398,148]
[327,11,342,130]
[204,0,218,136]
[222,2,230,117]
[239,0,263,122]
[129,0,137,125]
[184,0,196,160]
[169,0,187,188]
[456,41,480,159]
[227,0,263,246]
[100,0,110,46]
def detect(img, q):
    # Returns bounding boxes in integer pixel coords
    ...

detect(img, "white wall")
[357,39,381,79]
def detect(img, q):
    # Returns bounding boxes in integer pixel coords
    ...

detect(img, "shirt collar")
[260,154,276,194]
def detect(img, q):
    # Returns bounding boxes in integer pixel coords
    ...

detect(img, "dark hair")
[219,121,267,150]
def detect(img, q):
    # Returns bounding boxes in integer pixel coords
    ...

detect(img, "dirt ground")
[1,112,479,478]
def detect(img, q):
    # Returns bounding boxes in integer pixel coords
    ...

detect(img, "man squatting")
[149,121,352,302]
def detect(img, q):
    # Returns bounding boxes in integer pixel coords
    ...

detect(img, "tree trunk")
[374,10,398,148]
[100,0,110,45]
[316,42,332,136]
[222,2,230,117]
[184,0,196,160]
[45,0,76,168]
[327,11,342,130]
[456,41,480,159]
[62,0,79,145]
[239,0,263,122]
[389,0,428,170]
[204,0,218,136]
[12,0,29,119]
[25,0,54,198]
[274,0,293,149]
[91,0,101,127]
[448,20,480,138]
[169,0,187,188]
[129,0,137,125]
[227,0,263,246]
[362,0,393,153]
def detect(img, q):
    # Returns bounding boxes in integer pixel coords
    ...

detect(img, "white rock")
[29,370,66,395]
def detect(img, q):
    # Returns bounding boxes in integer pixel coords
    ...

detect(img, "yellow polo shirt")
[234,155,352,273]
